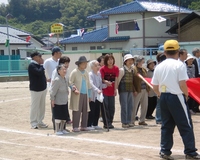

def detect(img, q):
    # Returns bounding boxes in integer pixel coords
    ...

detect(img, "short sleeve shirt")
[151,58,188,95]
[100,65,119,96]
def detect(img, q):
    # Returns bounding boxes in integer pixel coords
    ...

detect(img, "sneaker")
[62,130,69,134]
[109,124,114,129]
[185,154,200,159]
[38,123,48,128]
[146,115,155,119]
[87,126,95,130]
[190,110,196,115]
[72,128,80,132]
[80,127,90,131]
[160,152,174,160]
[129,123,135,127]
[122,124,129,128]
[93,126,102,130]
[138,121,148,125]
[31,125,38,129]
[56,131,64,135]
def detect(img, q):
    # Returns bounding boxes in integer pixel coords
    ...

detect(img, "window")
[72,47,77,51]
[0,50,4,55]
[12,50,15,55]
[16,49,20,55]
[166,17,177,27]
[97,46,102,50]
[90,46,96,50]
[117,20,136,31]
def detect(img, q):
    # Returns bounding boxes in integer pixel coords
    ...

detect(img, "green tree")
[189,1,200,10]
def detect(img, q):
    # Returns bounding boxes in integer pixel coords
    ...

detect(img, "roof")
[166,12,200,34]
[0,25,31,36]
[87,13,108,20]
[59,27,130,44]
[88,1,191,20]
[0,31,30,45]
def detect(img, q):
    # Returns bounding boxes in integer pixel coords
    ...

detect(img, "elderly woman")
[132,56,150,126]
[69,56,91,132]
[87,60,106,129]
[50,64,69,135]
[117,54,137,128]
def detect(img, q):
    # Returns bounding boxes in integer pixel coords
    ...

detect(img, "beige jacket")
[69,68,91,111]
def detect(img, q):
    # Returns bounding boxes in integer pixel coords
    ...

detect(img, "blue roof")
[99,1,191,16]
[87,13,108,20]
[59,27,130,44]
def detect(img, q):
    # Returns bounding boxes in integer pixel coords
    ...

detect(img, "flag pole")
[137,73,153,89]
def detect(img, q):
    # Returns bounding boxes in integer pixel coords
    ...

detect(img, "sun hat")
[164,40,180,51]
[185,53,195,61]
[75,56,90,65]
[123,54,134,63]
[146,59,157,68]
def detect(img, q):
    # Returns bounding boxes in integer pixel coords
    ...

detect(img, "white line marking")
[0,140,134,160]
[0,97,30,104]
[0,127,182,153]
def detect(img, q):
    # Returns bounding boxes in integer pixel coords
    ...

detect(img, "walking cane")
[102,101,109,132]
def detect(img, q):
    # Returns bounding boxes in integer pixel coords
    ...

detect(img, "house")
[166,12,200,42]
[0,25,45,59]
[60,0,191,56]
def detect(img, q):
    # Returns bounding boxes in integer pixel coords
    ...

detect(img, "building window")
[16,49,20,55]
[117,20,136,31]
[72,47,77,50]
[12,50,15,55]
[0,50,4,55]
[90,46,96,50]
[166,17,177,27]
[97,46,103,50]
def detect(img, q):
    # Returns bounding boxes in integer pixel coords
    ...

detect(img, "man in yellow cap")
[151,40,200,160]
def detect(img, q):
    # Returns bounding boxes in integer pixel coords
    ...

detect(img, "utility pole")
[178,0,181,41]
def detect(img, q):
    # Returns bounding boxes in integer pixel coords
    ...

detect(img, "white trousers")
[132,89,148,123]
[30,89,47,126]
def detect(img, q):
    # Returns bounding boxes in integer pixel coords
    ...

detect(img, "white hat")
[185,53,194,61]
[123,54,134,63]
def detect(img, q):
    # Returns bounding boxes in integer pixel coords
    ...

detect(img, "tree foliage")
[0,0,198,38]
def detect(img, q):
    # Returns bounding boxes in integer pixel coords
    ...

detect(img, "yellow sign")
[51,23,63,34]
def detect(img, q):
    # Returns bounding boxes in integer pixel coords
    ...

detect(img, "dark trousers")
[187,96,199,112]
[87,100,101,127]
[160,93,197,156]
[146,96,157,117]
[51,102,70,130]
[101,95,115,126]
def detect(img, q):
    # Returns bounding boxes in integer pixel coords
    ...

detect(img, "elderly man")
[28,52,47,129]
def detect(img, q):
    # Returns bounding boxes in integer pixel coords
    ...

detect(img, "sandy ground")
[0,81,200,160]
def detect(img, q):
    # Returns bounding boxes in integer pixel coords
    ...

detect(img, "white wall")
[96,19,108,29]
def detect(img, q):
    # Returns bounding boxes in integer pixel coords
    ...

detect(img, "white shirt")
[151,58,188,95]
[43,57,58,87]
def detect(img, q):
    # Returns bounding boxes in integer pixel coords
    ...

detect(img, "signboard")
[51,23,63,34]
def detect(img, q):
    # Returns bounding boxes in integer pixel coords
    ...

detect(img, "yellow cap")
[164,40,180,51]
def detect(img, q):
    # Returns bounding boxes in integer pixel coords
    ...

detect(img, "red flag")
[144,77,200,104]
[115,23,119,34]
[26,35,31,42]
[186,78,200,104]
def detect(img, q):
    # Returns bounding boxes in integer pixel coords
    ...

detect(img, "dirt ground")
[0,81,200,160]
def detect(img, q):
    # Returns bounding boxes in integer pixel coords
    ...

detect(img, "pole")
[178,0,181,41]
[6,14,11,77]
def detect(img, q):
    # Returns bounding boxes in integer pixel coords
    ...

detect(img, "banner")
[144,77,200,104]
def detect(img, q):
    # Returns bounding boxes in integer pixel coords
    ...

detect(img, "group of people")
[28,40,200,159]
